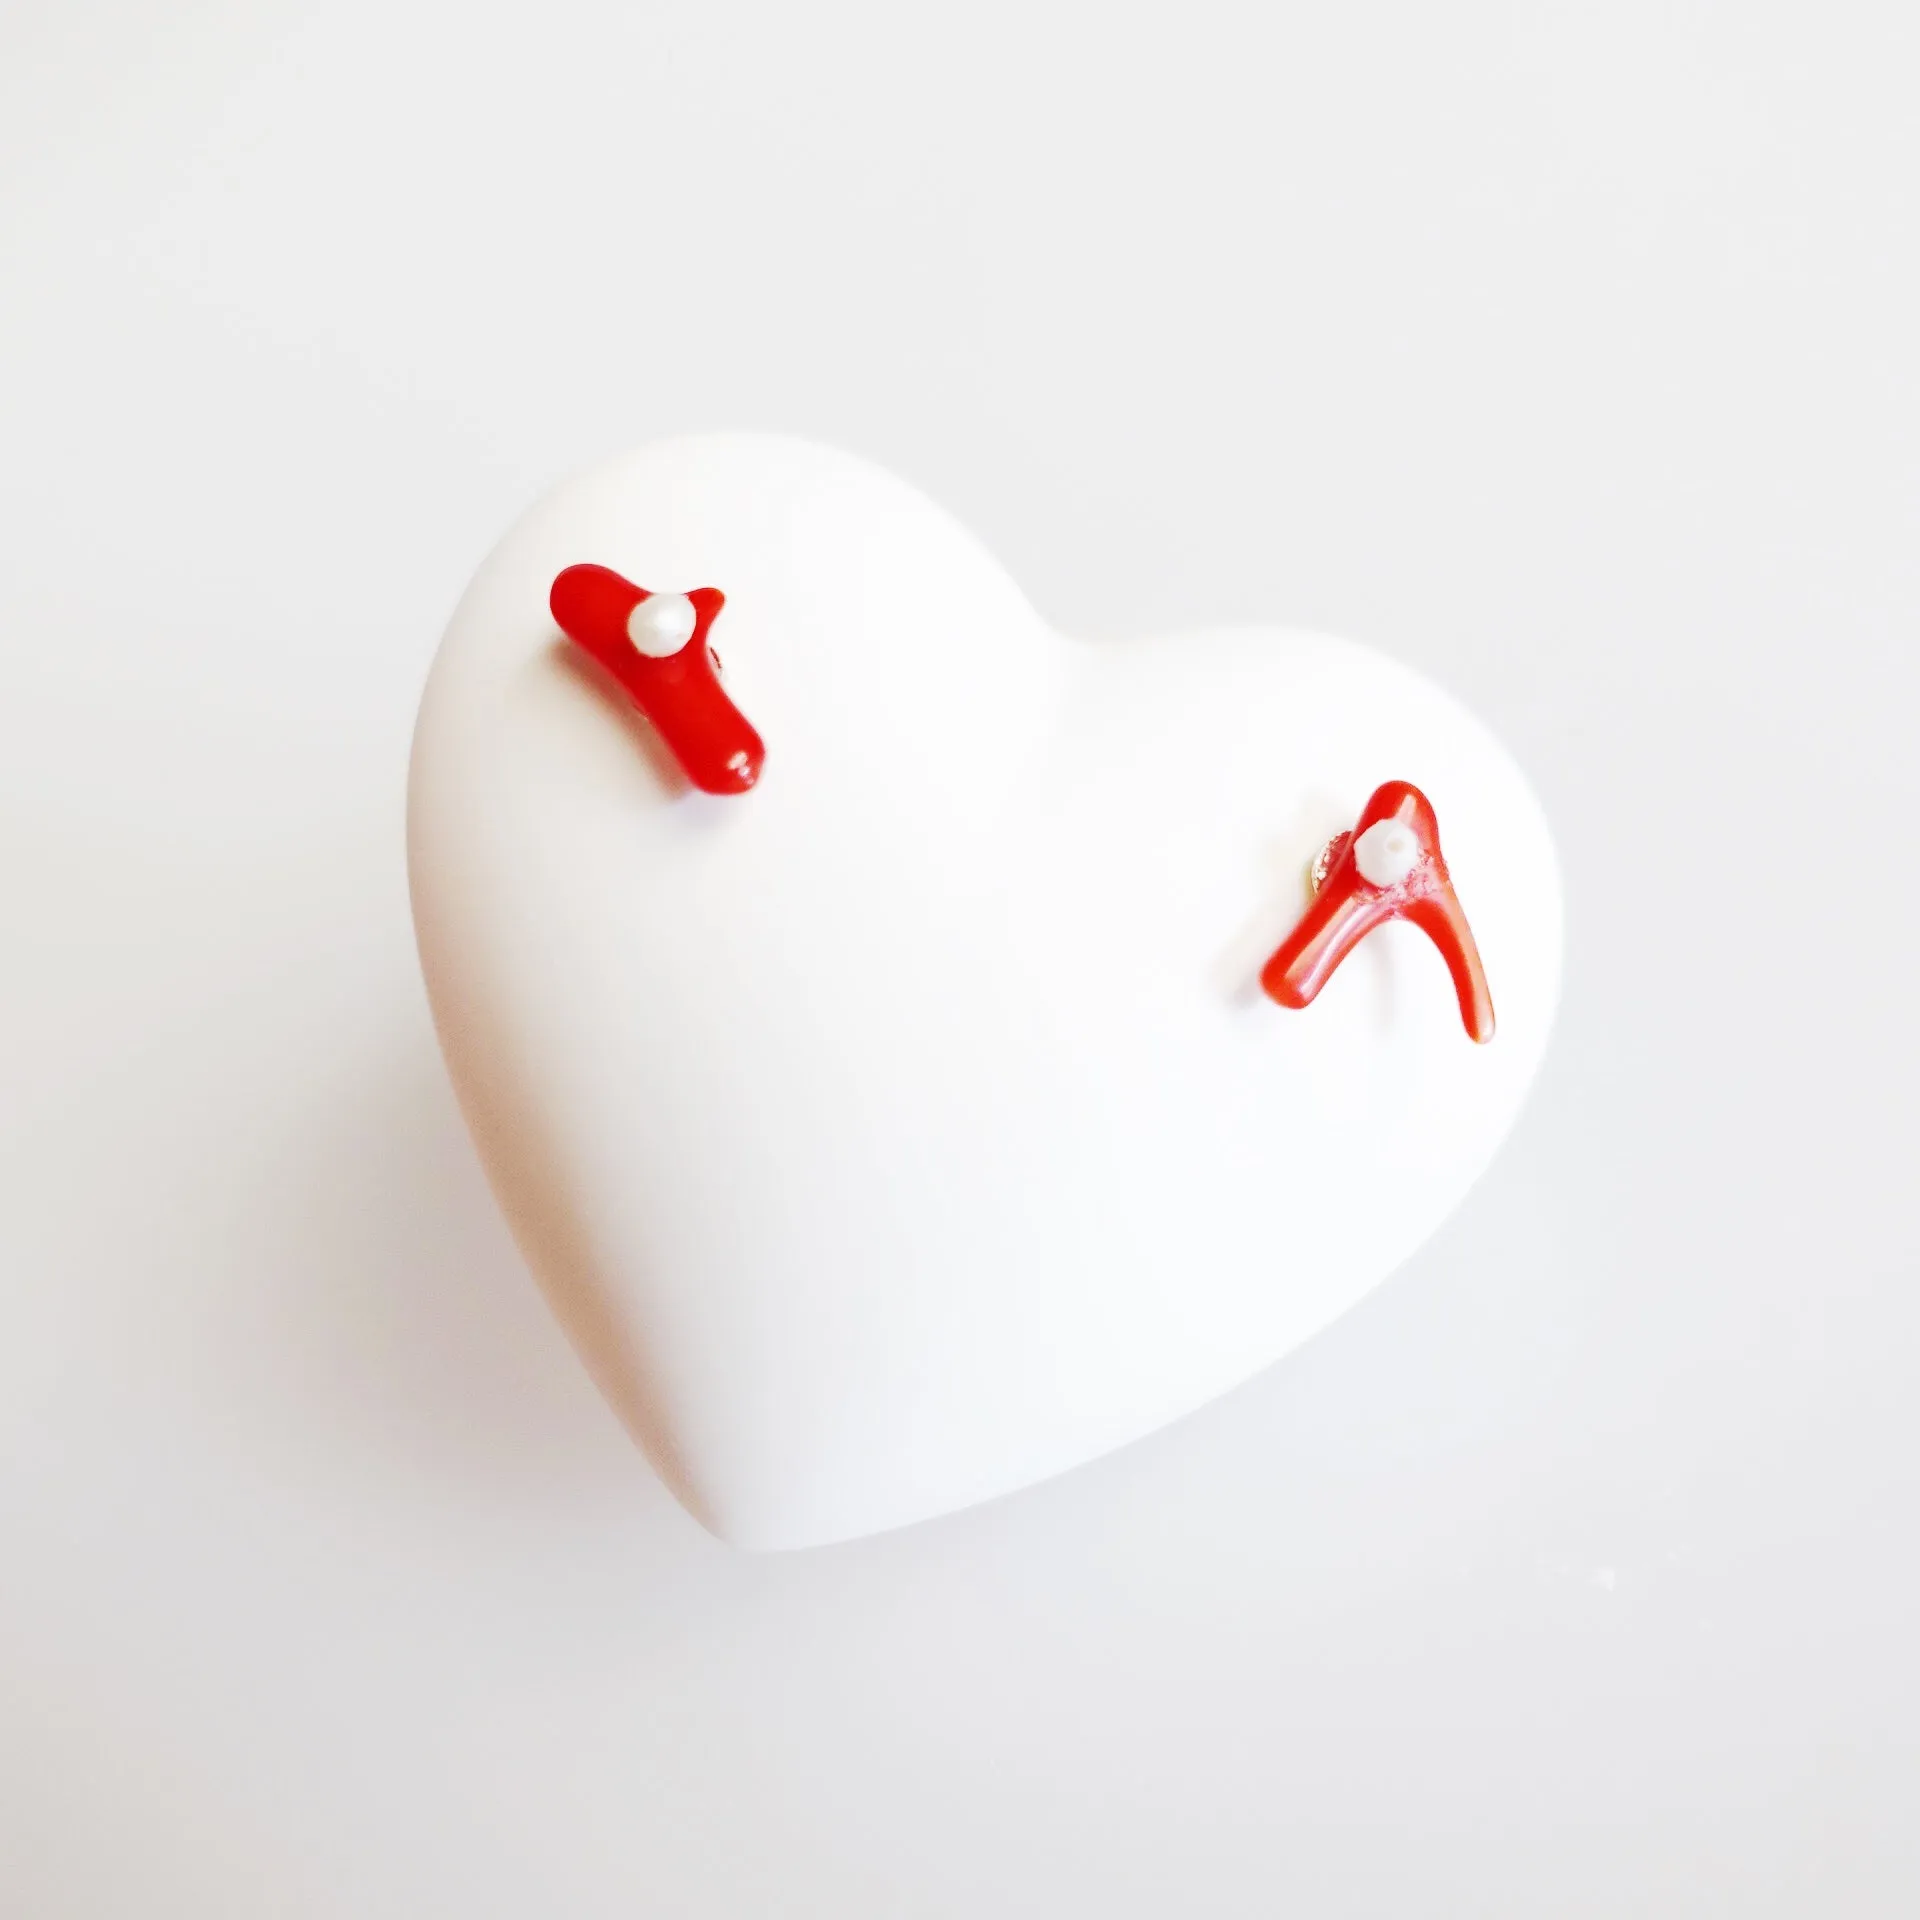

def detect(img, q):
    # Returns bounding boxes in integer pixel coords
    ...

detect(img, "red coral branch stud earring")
[1260,780,1495,1043]
[551,563,766,795]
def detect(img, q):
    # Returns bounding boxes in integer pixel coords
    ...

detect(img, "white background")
[2,2,1916,1913]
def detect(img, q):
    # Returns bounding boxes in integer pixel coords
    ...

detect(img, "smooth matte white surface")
[409,435,1559,1547]
[4,1,1918,1913]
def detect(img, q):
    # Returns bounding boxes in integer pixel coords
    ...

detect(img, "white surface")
[410,434,1559,1547]
[1,0,1916,1912]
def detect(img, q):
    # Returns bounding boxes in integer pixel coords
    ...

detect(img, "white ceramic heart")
[408,435,1562,1549]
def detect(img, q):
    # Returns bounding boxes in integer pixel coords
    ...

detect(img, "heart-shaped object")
[408,435,1562,1549]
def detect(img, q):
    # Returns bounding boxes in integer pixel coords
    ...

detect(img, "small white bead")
[1353,819,1422,889]
[627,592,698,658]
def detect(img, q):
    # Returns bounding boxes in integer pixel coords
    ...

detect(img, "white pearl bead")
[1353,818,1422,889]
[627,592,699,658]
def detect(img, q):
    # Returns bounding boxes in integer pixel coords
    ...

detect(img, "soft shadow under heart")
[239,1022,698,1539]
